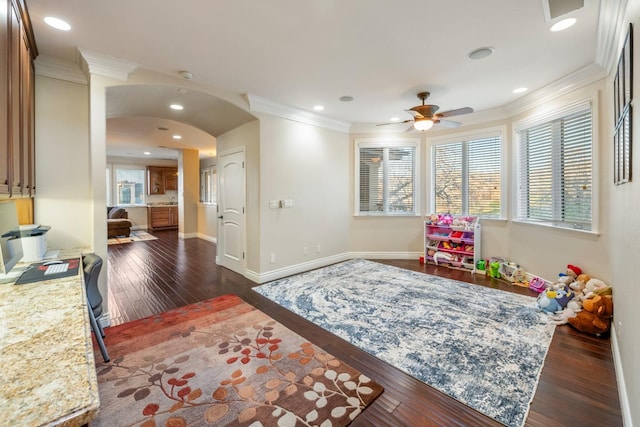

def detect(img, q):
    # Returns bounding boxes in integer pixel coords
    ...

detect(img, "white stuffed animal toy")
[549,299,583,325]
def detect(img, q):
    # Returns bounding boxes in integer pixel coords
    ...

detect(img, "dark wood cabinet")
[147,166,178,194]
[147,206,178,231]
[147,166,165,194]
[165,168,178,191]
[1,0,37,197]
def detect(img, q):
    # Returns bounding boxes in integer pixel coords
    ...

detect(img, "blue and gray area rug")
[254,259,555,427]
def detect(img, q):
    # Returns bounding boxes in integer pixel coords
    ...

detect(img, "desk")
[0,250,99,426]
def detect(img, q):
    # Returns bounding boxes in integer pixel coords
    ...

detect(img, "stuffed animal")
[489,261,501,278]
[548,299,582,325]
[583,278,608,299]
[566,264,582,279]
[567,295,613,336]
[536,285,575,314]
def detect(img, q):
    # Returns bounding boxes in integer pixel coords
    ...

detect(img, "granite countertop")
[146,202,178,207]
[0,251,99,426]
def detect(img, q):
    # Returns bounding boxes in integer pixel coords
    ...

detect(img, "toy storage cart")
[424,215,481,273]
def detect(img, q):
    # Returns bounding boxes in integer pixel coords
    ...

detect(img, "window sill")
[510,219,600,237]
[354,212,421,217]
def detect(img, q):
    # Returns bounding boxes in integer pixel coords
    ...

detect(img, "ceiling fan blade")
[405,109,425,119]
[377,119,413,126]
[435,119,461,128]
[437,107,473,118]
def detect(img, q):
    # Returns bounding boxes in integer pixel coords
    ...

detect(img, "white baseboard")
[611,323,633,427]
[197,233,217,243]
[245,251,422,284]
[178,232,199,239]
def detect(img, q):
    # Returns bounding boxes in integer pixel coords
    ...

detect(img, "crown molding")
[503,62,607,116]
[595,0,628,73]
[246,94,351,133]
[34,55,87,84]
[78,49,139,81]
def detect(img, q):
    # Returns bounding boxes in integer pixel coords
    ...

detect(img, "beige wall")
[34,76,92,250]
[255,115,350,280]
[178,148,199,238]
[197,204,217,241]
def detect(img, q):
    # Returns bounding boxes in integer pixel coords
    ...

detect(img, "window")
[515,100,593,231]
[201,166,217,204]
[431,131,502,218]
[355,139,419,215]
[114,167,146,206]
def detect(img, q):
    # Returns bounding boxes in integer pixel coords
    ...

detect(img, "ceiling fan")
[378,92,473,131]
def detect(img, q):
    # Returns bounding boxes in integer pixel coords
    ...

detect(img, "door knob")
[217,215,223,219]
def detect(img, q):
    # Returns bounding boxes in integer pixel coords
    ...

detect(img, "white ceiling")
[25,0,616,159]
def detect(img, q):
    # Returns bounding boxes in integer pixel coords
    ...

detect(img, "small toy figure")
[489,261,501,278]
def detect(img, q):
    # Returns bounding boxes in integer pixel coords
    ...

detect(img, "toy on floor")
[548,299,582,325]
[567,295,614,336]
[536,284,575,314]
[433,251,453,265]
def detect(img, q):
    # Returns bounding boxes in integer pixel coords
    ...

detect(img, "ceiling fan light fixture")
[414,119,434,131]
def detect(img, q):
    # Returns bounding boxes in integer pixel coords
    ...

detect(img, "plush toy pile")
[534,264,614,336]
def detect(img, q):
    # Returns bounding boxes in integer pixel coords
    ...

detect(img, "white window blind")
[516,104,592,230]
[433,134,502,218]
[356,141,417,215]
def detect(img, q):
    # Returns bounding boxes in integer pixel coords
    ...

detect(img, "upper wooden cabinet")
[1,0,37,198]
[147,166,165,194]
[165,168,178,191]
[147,166,178,194]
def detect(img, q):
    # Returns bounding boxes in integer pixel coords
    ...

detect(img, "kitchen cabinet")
[147,205,178,231]
[147,166,165,194]
[147,166,178,194]
[1,0,37,197]
[165,167,178,191]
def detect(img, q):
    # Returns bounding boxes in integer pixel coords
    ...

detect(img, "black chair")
[83,253,110,362]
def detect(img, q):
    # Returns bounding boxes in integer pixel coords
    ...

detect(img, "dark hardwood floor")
[107,230,622,427]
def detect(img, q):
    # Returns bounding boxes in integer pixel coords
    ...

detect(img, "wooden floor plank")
[106,230,623,427]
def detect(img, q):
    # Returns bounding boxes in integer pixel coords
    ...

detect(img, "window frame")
[111,164,147,207]
[200,165,217,205]
[512,96,598,233]
[427,126,506,219]
[354,138,420,216]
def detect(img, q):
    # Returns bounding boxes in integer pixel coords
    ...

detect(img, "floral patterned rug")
[254,259,556,427]
[92,294,383,426]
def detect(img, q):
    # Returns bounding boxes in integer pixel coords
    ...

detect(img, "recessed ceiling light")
[172,135,182,140]
[468,47,494,60]
[169,104,184,111]
[513,87,528,94]
[143,152,151,156]
[44,17,71,31]
[313,105,324,111]
[339,96,354,102]
[550,18,576,32]
[390,117,400,122]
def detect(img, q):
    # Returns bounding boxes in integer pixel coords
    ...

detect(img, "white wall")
[607,3,640,425]
[34,76,92,249]
[256,115,350,279]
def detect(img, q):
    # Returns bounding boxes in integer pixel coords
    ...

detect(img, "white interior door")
[216,148,245,274]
